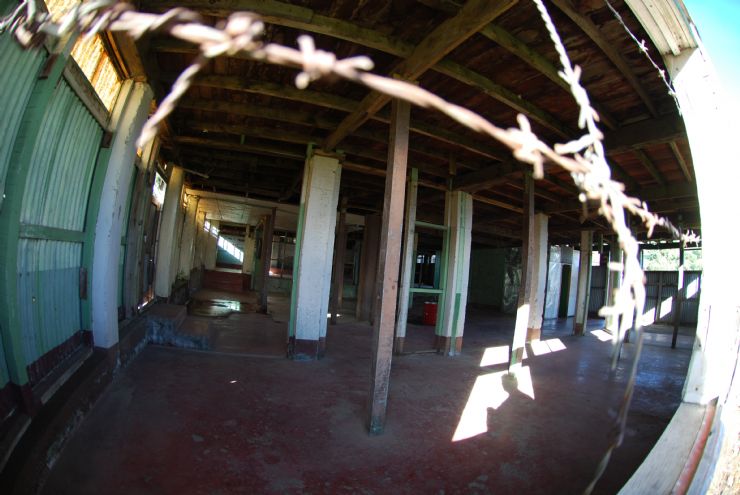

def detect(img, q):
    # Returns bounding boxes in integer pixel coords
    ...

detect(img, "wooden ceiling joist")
[322,0,518,150]
[550,0,658,117]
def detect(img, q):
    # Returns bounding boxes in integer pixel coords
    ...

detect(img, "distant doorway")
[558,264,572,317]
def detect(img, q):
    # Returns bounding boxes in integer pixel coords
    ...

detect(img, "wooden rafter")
[323,0,518,150]
[550,0,658,117]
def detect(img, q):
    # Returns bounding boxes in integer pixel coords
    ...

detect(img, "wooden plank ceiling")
[131,0,698,246]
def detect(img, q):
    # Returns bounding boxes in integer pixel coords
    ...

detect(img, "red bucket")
[423,302,438,326]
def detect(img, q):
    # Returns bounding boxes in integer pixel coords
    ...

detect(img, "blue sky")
[683,0,740,104]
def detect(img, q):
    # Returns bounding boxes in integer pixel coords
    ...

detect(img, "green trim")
[415,220,448,231]
[435,221,451,336]
[19,224,85,243]
[409,287,444,294]
[0,40,73,385]
[450,292,462,354]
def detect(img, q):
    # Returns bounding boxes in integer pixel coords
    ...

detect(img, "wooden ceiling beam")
[603,113,686,153]
[550,0,658,117]
[669,141,693,182]
[633,149,667,186]
[176,74,506,162]
[544,182,697,214]
[322,0,517,150]
[175,136,306,160]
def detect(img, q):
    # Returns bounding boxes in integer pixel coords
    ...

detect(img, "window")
[270,234,296,278]
[152,172,166,208]
[45,0,122,111]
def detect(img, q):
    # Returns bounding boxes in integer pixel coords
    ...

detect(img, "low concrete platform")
[40,308,693,494]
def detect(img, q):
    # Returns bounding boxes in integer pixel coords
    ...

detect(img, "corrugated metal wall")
[589,265,607,313]
[16,80,103,371]
[0,30,45,213]
[644,270,701,325]
[20,82,102,230]
[17,240,82,366]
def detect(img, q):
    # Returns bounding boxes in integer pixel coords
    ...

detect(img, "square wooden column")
[368,99,410,435]
[509,173,534,372]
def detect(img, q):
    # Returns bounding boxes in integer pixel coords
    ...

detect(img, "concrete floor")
[41,294,694,494]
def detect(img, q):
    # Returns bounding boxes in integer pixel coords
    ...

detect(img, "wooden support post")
[259,209,275,313]
[605,239,622,334]
[330,198,348,325]
[509,173,534,372]
[368,99,410,435]
[655,271,664,324]
[672,238,685,348]
[573,230,594,335]
[395,168,418,354]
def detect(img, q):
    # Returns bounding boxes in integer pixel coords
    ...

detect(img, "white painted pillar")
[527,213,549,341]
[204,219,219,270]
[666,46,740,405]
[573,230,593,336]
[289,152,342,359]
[395,168,418,353]
[177,194,200,279]
[438,190,473,355]
[90,81,153,349]
[154,166,184,297]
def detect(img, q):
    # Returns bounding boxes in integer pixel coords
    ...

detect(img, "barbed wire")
[1,1,700,492]
[603,0,681,112]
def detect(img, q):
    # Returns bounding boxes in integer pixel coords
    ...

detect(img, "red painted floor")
[42,305,693,494]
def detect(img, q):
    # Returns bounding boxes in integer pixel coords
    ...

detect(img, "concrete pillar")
[154,166,184,298]
[204,219,219,270]
[177,194,200,279]
[288,152,342,359]
[192,211,207,269]
[437,190,473,355]
[526,213,549,341]
[573,230,593,336]
[355,214,381,322]
[91,81,153,349]
[510,174,534,371]
[666,46,740,405]
[395,168,418,353]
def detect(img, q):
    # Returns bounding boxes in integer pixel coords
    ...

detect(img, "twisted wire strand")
[0,3,700,492]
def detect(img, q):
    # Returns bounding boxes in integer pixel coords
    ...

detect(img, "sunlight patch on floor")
[452,366,534,442]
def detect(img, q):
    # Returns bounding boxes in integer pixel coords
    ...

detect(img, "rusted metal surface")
[368,98,409,435]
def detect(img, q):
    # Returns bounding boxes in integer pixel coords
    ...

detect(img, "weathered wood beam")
[478,24,618,129]
[451,161,523,191]
[544,182,697,214]
[174,74,506,162]
[604,113,686,153]
[175,136,305,160]
[634,149,667,186]
[550,0,658,117]
[368,99,410,434]
[179,99,481,169]
[323,0,517,150]
[669,141,693,182]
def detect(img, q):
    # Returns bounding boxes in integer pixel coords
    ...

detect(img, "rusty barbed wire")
[603,0,681,112]
[1,1,699,491]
